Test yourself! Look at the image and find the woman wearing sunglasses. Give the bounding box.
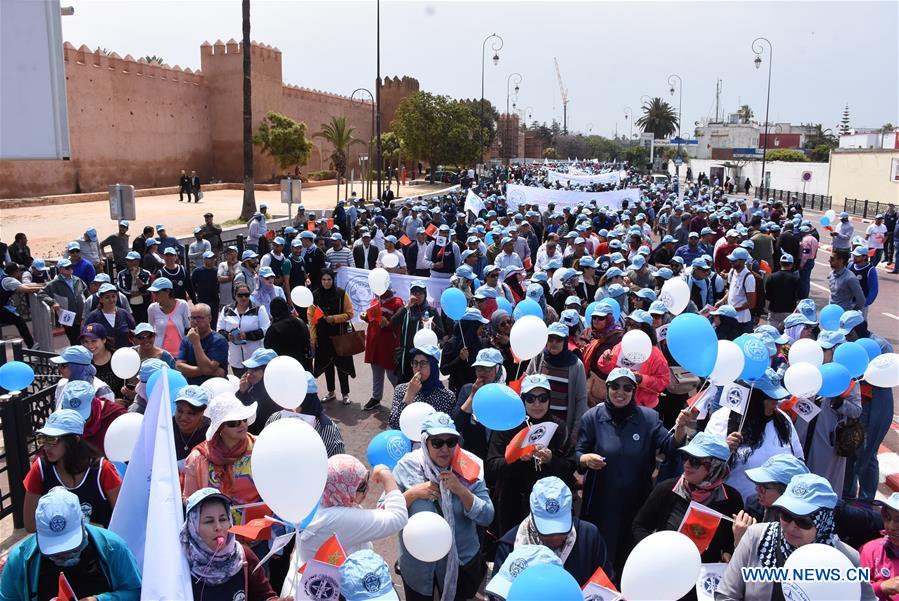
[132,322,176,367]
[717,473,875,601]
[633,432,743,567]
[22,409,121,532]
[486,374,576,538]
[577,367,692,576]
[280,455,407,597]
[389,346,457,431]
[183,394,260,507]
[394,412,494,601]
[217,281,270,378]
[597,310,669,410]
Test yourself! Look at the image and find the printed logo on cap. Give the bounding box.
[437,414,452,426]
[544,498,560,514]
[509,558,530,577]
[362,572,381,593]
[68,398,82,409]
[791,482,809,497]
[744,338,768,363]
[49,515,67,533]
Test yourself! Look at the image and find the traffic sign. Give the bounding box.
[108,184,136,220]
[674,156,684,165]
[801,171,812,182]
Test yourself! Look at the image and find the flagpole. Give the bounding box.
[292,523,302,597]
[736,382,755,433]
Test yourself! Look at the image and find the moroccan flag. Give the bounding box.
[508,373,524,392]
[504,422,559,464]
[229,517,275,541]
[687,385,719,420]
[523,256,533,271]
[307,220,316,231]
[759,260,771,274]
[399,234,413,246]
[367,304,382,322]
[313,534,348,567]
[310,306,325,326]
[326,218,334,229]
[584,565,618,592]
[779,395,799,419]
[58,573,77,601]
[452,447,483,482]
[824,225,833,233]
[678,501,723,554]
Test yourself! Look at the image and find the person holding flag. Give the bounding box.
[485,375,576,537]
[632,432,743,567]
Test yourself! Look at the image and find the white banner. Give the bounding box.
[335,266,446,320]
[546,170,627,187]
[465,188,486,216]
[505,184,640,212]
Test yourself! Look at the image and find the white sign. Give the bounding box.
[695,563,727,601]
[793,398,822,422]
[335,266,447,321]
[108,184,136,221]
[891,158,899,183]
[58,309,76,327]
[546,170,626,187]
[505,184,640,212]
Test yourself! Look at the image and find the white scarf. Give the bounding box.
[417,442,460,601]
[513,515,577,563]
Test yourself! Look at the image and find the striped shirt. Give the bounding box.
[542,362,571,426]
[326,246,353,269]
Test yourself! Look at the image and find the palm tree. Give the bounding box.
[636,97,679,139]
[142,55,164,64]
[315,117,364,201]
[737,104,754,123]
[239,0,256,221]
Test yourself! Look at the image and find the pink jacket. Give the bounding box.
[597,344,670,409]
[860,535,899,600]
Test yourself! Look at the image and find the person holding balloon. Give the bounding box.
[717,474,875,601]
[390,345,458,431]
[263,372,345,457]
[391,281,444,384]
[361,286,404,412]
[393,412,494,601]
[597,311,669,410]
[576,367,693,575]
[309,268,355,405]
[280,455,408,598]
[22,409,121,532]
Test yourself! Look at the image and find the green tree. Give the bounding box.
[391,92,481,182]
[239,0,256,221]
[143,55,164,64]
[765,148,808,162]
[253,112,313,177]
[737,104,753,123]
[624,145,649,168]
[882,123,895,133]
[809,144,833,162]
[315,116,364,200]
[636,97,679,139]
[543,147,558,159]
[457,98,499,155]
[839,104,851,135]
[585,136,625,161]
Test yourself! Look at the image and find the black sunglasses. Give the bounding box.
[779,510,815,530]
[224,419,248,428]
[429,437,459,450]
[523,393,550,404]
[684,456,711,469]
[608,382,635,393]
[236,293,251,298]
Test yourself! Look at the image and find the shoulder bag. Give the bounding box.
[330,293,366,357]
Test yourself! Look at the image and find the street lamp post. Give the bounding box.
[351,88,375,200]
[480,33,503,161]
[753,37,773,198]
[506,72,522,163]
[375,0,382,200]
[623,107,633,141]
[667,74,683,178]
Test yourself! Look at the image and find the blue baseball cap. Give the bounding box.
[340,550,399,601]
[875,493,899,513]
[409,280,428,291]
[125,251,141,261]
[544,258,563,270]
[634,288,657,302]
[564,295,581,307]
[630,256,646,270]
[473,286,497,300]
[93,273,111,284]
[560,309,581,328]
[59,381,95,421]
[460,308,489,323]
[36,487,86,555]
[606,283,627,298]
[241,250,258,261]
[420,411,459,438]
[604,266,624,279]
[784,312,816,329]
[66,241,81,252]
[455,265,476,281]
[138,358,168,383]
[258,266,276,279]
[98,283,117,295]
[745,453,809,486]
[726,247,751,262]
[305,372,318,394]
[710,305,737,319]
[547,322,569,338]
[520,374,550,394]
[145,238,158,247]
[472,348,504,368]
[147,277,173,292]
[670,256,685,265]
[680,431,731,462]
[460,249,477,262]
[609,252,625,264]
[773,473,838,516]
[133,323,155,337]
[817,330,845,350]
[655,267,673,280]
[627,309,653,326]
[530,477,572,535]
[175,385,211,408]
[384,235,398,245]
[31,258,46,270]
[331,233,344,242]
[185,487,232,517]
[838,310,864,335]
[648,300,668,316]
[486,544,563,600]
[661,235,675,244]
[163,247,178,256]
[85,228,97,240]
[299,231,315,240]
[50,345,93,365]
[37,409,85,437]
[242,348,278,369]
[692,257,711,270]
[291,238,303,248]
[413,345,441,363]
[578,256,598,269]
[754,368,790,400]
[202,250,216,259]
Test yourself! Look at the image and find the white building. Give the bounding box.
[839,129,899,150]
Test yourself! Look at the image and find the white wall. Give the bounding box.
[676,159,830,196]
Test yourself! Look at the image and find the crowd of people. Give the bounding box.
[0,160,894,600]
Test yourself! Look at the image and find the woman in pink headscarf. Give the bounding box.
[280,454,409,597]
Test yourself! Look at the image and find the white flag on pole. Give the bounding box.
[465,188,485,216]
[695,563,727,601]
[793,398,822,422]
[720,382,751,415]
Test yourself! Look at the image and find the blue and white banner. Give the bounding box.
[505,183,640,212]
[335,266,447,321]
[546,169,627,187]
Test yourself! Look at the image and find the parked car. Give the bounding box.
[431,170,460,184]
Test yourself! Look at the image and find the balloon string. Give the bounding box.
[291,523,301,597]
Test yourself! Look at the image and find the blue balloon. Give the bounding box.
[857,337,882,361]
[833,341,869,378]
[512,298,543,320]
[147,367,189,412]
[112,461,127,478]
[598,297,621,323]
[507,564,582,601]
[496,297,514,315]
[734,334,769,382]
[485,232,494,245]
[584,301,600,322]
[441,288,468,321]
[819,303,844,332]
[367,429,411,470]
[667,313,718,377]
[820,215,831,227]
[0,361,35,391]
[819,362,852,397]
[472,383,526,431]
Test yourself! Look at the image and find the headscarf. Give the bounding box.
[457,319,485,357]
[180,496,244,585]
[544,338,577,368]
[478,297,498,320]
[672,456,730,504]
[757,508,836,568]
[320,454,368,508]
[195,434,255,498]
[489,309,510,336]
[269,296,291,321]
[514,515,577,563]
[68,362,96,383]
[414,352,444,397]
[313,268,341,314]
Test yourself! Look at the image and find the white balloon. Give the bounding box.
[621,531,701,600]
[510,315,549,361]
[659,278,690,316]
[290,286,314,308]
[251,419,327,524]
[788,338,824,367]
[864,352,899,388]
[782,543,859,601]
[710,340,745,385]
[402,512,453,562]
[201,377,236,397]
[227,374,241,389]
[368,268,391,296]
[104,413,143,462]
[412,328,438,349]
[620,330,652,366]
[381,253,399,269]
[783,362,823,398]
[551,269,567,292]
[399,402,436,442]
[824,209,836,222]
[110,347,141,380]
[263,356,308,409]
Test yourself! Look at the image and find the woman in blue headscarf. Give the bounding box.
[390,345,457,430]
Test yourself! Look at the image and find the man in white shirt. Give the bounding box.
[535,237,563,273]
[720,247,756,332]
[493,237,523,270]
[866,214,888,267]
[188,228,212,270]
[217,246,239,307]
[377,236,407,274]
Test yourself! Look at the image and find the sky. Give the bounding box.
[61,0,897,138]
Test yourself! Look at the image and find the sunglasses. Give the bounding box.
[523,393,550,404]
[411,360,430,368]
[684,456,711,469]
[36,434,62,447]
[224,419,248,428]
[608,382,635,393]
[779,510,815,530]
[429,437,459,450]
[236,293,251,298]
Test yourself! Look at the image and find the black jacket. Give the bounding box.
[263,315,312,371]
[353,244,379,270]
[765,269,801,313]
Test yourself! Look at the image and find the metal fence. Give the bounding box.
[843,198,893,220]
[0,339,59,528]
[754,187,833,211]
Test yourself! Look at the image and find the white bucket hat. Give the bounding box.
[205,393,257,440]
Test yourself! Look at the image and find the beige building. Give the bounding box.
[828,149,899,209]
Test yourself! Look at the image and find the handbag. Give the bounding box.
[329,295,366,357]
[834,418,865,457]
[587,372,606,407]
[667,365,700,395]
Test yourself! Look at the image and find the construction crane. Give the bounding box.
[554,57,569,134]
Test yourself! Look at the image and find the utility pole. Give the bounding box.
[714,79,722,123]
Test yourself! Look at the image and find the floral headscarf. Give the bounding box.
[320,454,368,508]
[180,495,244,585]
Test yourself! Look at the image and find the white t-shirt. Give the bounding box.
[727,267,756,324]
[866,223,887,250]
[376,249,407,269]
